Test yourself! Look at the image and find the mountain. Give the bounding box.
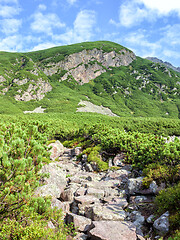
[0,41,180,118]
[146,57,180,73]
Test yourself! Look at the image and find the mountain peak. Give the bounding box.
[146,57,180,73]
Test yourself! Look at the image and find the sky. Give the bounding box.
[0,0,179,67]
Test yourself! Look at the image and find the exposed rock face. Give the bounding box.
[15,79,52,101]
[43,48,136,84]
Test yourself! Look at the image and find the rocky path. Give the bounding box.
[35,141,170,240]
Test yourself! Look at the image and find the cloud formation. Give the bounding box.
[137,0,180,16]
[57,10,96,44]
[31,11,65,36]
[0,5,21,17]
[0,18,22,35]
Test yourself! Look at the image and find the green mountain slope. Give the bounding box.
[0,41,179,118]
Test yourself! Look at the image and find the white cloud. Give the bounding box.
[67,0,77,5]
[56,10,96,44]
[119,1,150,27]
[31,42,57,52]
[74,10,96,41]
[0,35,23,51]
[0,18,22,35]
[161,24,180,46]
[38,4,47,11]
[137,0,180,16]
[123,31,161,57]
[0,5,21,17]
[0,0,18,3]
[31,12,65,35]
[111,0,180,28]
[163,49,180,59]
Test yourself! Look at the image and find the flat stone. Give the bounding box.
[86,188,105,199]
[85,203,126,221]
[74,195,99,205]
[89,221,137,240]
[66,213,92,232]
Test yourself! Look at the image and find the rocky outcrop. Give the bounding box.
[15,79,52,101]
[43,48,136,84]
[37,144,171,239]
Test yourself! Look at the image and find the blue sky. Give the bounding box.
[0,0,179,66]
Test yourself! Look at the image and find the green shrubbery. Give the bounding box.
[0,120,75,239]
[155,183,180,231]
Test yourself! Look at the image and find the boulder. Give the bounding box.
[129,211,145,236]
[128,177,144,195]
[86,188,105,199]
[88,221,137,240]
[35,162,67,198]
[84,203,126,221]
[51,198,70,213]
[153,211,169,235]
[60,187,74,202]
[48,140,64,160]
[66,213,92,232]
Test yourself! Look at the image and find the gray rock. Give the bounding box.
[81,154,88,163]
[84,163,93,172]
[60,187,74,202]
[74,195,99,205]
[51,198,70,213]
[128,177,144,195]
[146,214,155,224]
[149,181,158,194]
[71,147,82,156]
[48,140,65,160]
[66,213,92,232]
[74,233,88,240]
[35,162,67,198]
[88,221,137,240]
[113,153,126,167]
[75,187,87,197]
[85,203,126,221]
[130,211,145,236]
[153,211,169,235]
[86,188,105,199]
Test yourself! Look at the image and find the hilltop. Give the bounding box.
[0,41,179,118]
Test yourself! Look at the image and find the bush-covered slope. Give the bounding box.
[0,41,179,118]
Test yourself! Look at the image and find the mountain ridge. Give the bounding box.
[146,57,180,73]
[0,41,179,118]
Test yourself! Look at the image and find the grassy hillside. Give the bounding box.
[0,41,179,118]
